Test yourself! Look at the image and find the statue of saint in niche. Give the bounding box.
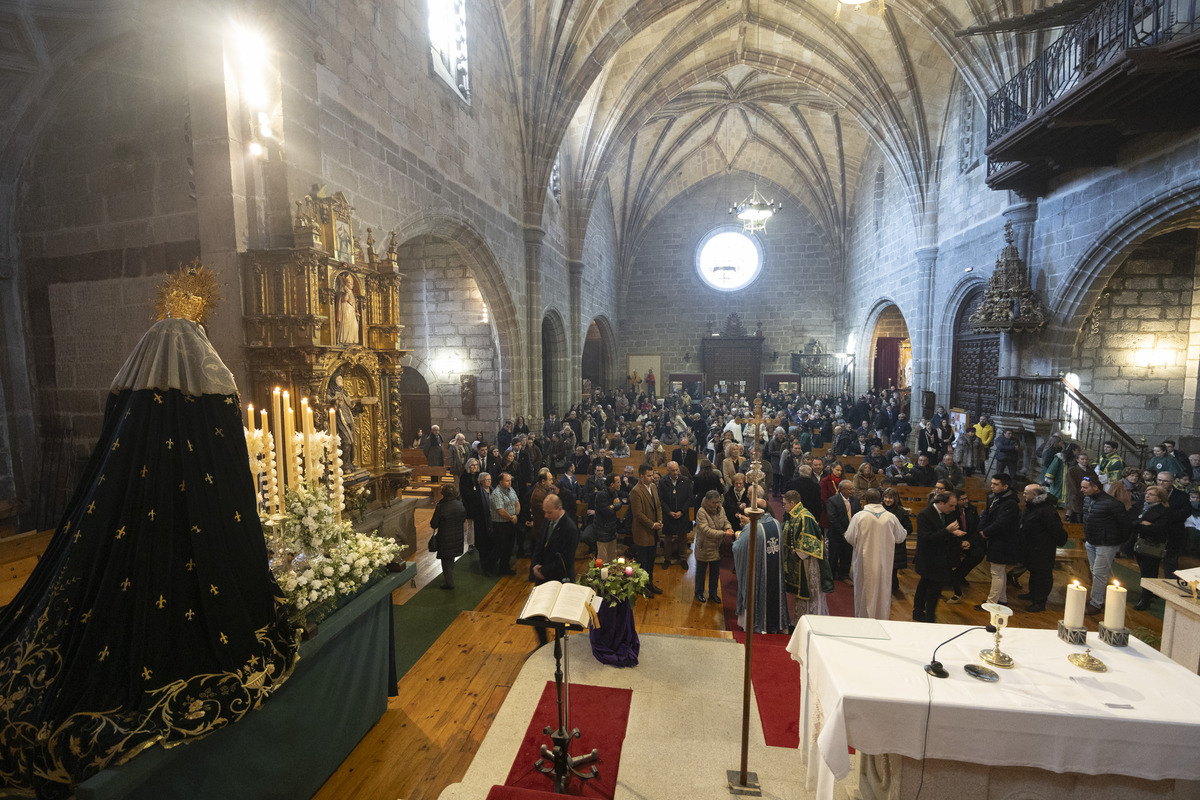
[329,374,364,470]
[335,273,360,346]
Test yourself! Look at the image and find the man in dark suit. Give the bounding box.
[825,479,861,583]
[422,425,445,466]
[659,460,694,568]
[530,494,581,645]
[590,449,614,476]
[671,437,699,476]
[559,462,582,501]
[784,463,823,521]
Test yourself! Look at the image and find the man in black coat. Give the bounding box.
[914,491,967,622]
[975,473,1021,611]
[530,494,581,645]
[671,437,699,476]
[785,464,823,521]
[1018,484,1068,613]
[825,479,861,583]
[659,460,694,568]
[422,424,445,466]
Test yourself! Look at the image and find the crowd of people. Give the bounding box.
[419,383,1199,631]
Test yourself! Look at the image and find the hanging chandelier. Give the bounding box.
[728,2,781,233]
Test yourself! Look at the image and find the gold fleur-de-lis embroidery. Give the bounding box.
[120,578,131,591]
[97,475,105,486]
[115,526,126,540]
[81,609,92,624]
[140,465,148,478]
[165,438,174,449]
[219,632,229,644]
[98,646,110,662]
[87,502,96,515]
[147,509,156,521]
[179,480,186,492]
[63,521,70,533]
[191,525,201,534]
[111,439,120,451]
[154,393,163,404]
[205,473,214,484]
[234,511,241,522]
[188,440,194,451]
[185,559,195,571]
[214,427,224,437]
[210,584,219,596]
[73,531,82,543]
[142,666,153,680]
[155,595,167,609]
[224,397,234,405]
[185,608,195,620]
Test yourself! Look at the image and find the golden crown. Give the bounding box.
[155,260,220,324]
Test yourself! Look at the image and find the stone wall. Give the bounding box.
[1071,231,1197,438]
[619,174,837,382]
[396,235,501,438]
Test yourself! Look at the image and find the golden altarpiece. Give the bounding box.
[240,192,410,496]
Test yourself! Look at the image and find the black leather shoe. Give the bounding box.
[1017,592,1035,601]
[1134,596,1153,611]
[1026,602,1046,613]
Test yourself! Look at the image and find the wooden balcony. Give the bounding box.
[985,0,1200,196]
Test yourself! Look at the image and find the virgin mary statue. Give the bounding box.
[0,267,297,798]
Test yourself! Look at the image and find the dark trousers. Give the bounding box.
[1163,529,1185,577]
[635,543,657,586]
[1136,552,1163,581]
[474,517,493,572]
[662,529,686,563]
[1027,565,1053,603]
[491,521,516,574]
[695,559,720,599]
[913,578,943,621]
[440,555,456,588]
[950,539,986,594]
[827,528,852,578]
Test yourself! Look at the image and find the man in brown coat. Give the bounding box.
[630,463,664,594]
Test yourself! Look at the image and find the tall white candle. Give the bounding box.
[283,392,296,490]
[272,388,285,492]
[301,398,312,485]
[1105,581,1127,629]
[246,402,255,432]
[1064,580,1086,628]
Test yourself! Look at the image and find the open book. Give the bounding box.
[519,581,596,628]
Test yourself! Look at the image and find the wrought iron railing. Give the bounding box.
[997,376,1147,467]
[790,353,854,398]
[987,0,1200,145]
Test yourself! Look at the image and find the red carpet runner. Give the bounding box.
[719,552,856,749]
[503,681,633,798]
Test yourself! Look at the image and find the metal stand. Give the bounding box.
[1098,622,1129,647]
[517,619,598,793]
[1057,619,1088,646]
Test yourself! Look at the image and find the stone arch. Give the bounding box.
[1050,176,1200,368]
[396,356,432,449]
[860,301,911,393]
[946,284,1000,420]
[390,210,523,419]
[582,315,616,393]
[541,307,569,418]
[931,274,990,401]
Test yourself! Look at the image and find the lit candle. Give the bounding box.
[600,567,609,581]
[1064,580,1086,628]
[625,566,633,576]
[246,402,255,432]
[262,408,277,514]
[617,557,625,565]
[272,388,284,489]
[594,558,603,568]
[283,392,296,489]
[1105,581,1127,630]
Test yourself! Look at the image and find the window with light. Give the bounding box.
[695,228,763,291]
[428,0,470,102]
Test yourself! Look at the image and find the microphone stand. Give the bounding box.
[924,625,996,678]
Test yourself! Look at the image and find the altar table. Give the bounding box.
[1141,577,1200,674]
[787,617,1200,800]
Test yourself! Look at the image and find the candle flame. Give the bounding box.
[1113,580,1120,588]
[1072,580,1081,588]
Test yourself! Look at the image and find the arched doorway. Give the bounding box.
[542,312,568,418]
[398,368,431,449]
[870,305,911,392]
[581,318,613,395]
[950,289,1000,420]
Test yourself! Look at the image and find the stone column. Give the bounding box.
[569,259,584,408]
[911,246,938,418]
[1001,200,1040,378]
[185,21,257,394]
[1181,237,1200,435]
[0,250,37,521]
[524,226,545,421]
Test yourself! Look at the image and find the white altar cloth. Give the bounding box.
[787,617,1200,800]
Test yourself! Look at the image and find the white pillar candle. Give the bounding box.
[283,392,296,489]
[600,567,609,581]
[272,388,285,491]
[1064,580,1086,628]
[1104,581,1127,629]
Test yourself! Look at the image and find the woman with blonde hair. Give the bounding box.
[852,460,882,499]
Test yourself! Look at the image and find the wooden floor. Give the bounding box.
[0,498,1176,800]
[313,497,1172,800]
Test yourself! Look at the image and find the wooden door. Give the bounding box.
[951,290,1000,419]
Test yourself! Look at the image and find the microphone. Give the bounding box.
[924,625,997,678]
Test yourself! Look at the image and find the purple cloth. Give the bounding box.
[589,599,640,667]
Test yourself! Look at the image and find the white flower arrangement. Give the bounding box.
[244,428,267,475]
[272,483,402,614]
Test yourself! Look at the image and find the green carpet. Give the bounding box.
[392,553,503,677]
